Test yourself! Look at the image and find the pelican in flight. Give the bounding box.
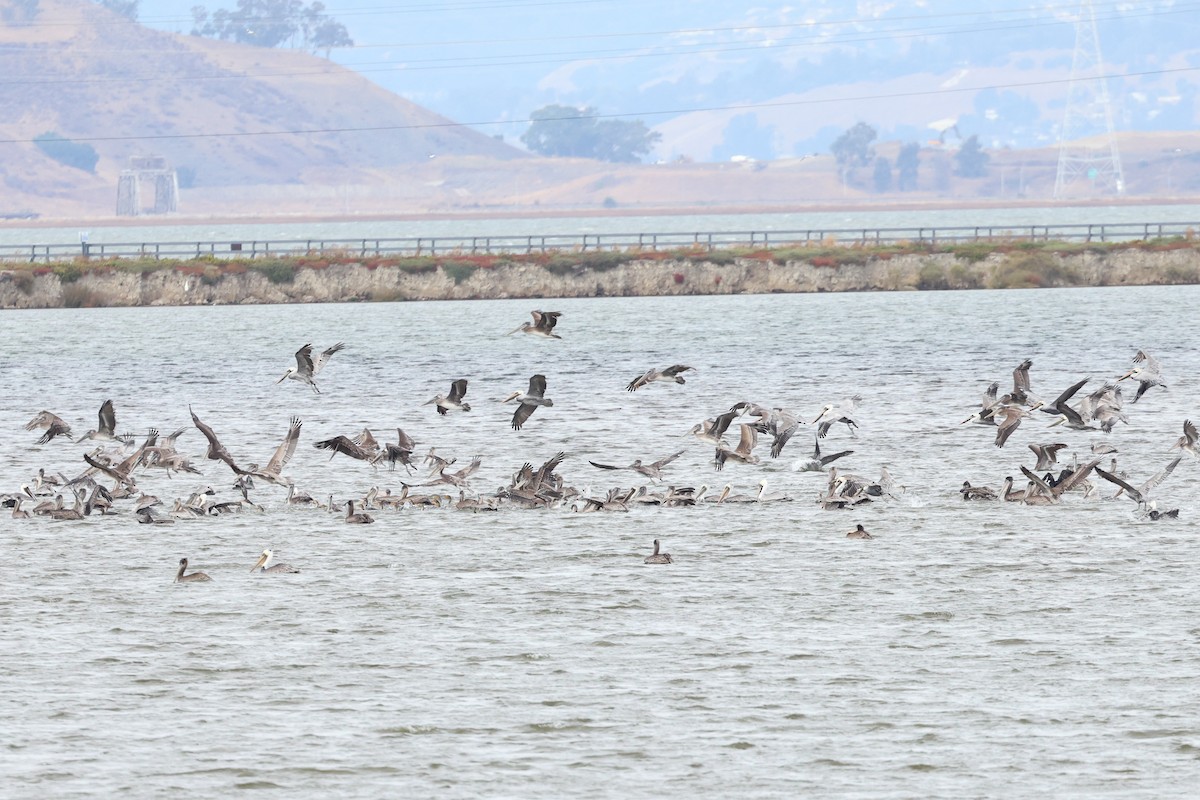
[846,524,874,539]
[714,424,759,470]
[175,557,212,583]
[277,342,345,394]
[1029,442,1068,471]
[589,450,683,481]
[425,379,471,415]
[251,549,300,574]
[1119,349,1166,403]
[1169,420,1199,457]
[503,374,552,430]
[508,310,563,338]
[244,416,302,485]
[811,396,861,438]
[26,411,73,444]
[76,399,127,443]
[1094,457,1181,509]
[626,365,695,392]
[643,539,673,564]
[688,405,746,445]
[190,406,245,476]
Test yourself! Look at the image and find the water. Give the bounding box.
[2,203,1200,246]
[3,287,1200,797]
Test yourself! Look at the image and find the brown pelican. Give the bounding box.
[993,403,1043,448]
[375,427,418,472]
[251,549,300,574]
[688,406,746,445]
[1038,377,1090,424]
[960,481,997,501]
[508,310,563,338]
[243,416,302,485]
[344,499,375,524]
[76,399,128,443]
[137,507,175,524]
[793,435,853,472]
[1018,456,1104,503]
[714,424,759,470]
[1118,350,1166,403]
[1010,358,1035,405]
[313,433,376,463]
[503,374,552,430]
[285,483,322,507]
[189,406,245,475]
[643,538,673,564]
[26,410,71,433]
[1029,442,1068,471]
[1142,502,1180,520]
[424,379,471,415]
[1170,420,1199,457]
[589,450,683,481]
[423,456,482,489]
[277,342,345,394]
[1094,457,1181,509]
[1000,476,1026,502]
[175,557,212,583]
[626,365,695,391]
[846,524,874,539]
[811,396,861,438]
[11,498,30,519]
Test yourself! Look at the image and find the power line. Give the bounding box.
[4,65,1196,146]
[2,3,1193,86]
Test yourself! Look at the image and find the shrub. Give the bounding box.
[12,272,34,295]
[250,259,296,284]
[62,284,105,308]
[53,263,86,283]
[989,251,1078,289]
[441,261,478,285]
[34,132,99,173]
[916,263,948,290]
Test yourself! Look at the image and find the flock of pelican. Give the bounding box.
[958,350,1191,515]
[5,306,1191,581]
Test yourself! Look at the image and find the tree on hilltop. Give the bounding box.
[521,105,662,163]
[896,143,921,191]
[190,1,353,55]
[955,135,991,178]
[97,1,138,20]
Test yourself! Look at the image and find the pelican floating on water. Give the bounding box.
[644,538,673,564]
[175,557,212,583]
[344,499,375,524]
[251,549,300,574]
[846,524,874,539]
[277,342,345,394]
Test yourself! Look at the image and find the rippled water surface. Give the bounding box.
[3,287,1200,798]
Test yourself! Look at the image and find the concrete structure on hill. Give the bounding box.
[116,156,179,216]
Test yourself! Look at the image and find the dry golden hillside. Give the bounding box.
[0,1,1198,221]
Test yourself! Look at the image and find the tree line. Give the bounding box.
[832,122,991,193]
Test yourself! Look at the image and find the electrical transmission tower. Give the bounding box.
[1054,0,1124,198]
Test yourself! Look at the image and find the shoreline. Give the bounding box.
[3,197,1200,231]
[1,243,1196,309]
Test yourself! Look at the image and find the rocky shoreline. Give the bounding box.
[0,246,1197,309]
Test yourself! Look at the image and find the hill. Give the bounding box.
[0,0,520,217]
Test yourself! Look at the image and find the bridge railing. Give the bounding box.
[1,221,1195,263]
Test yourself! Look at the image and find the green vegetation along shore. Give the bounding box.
[1,239,1197,309]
